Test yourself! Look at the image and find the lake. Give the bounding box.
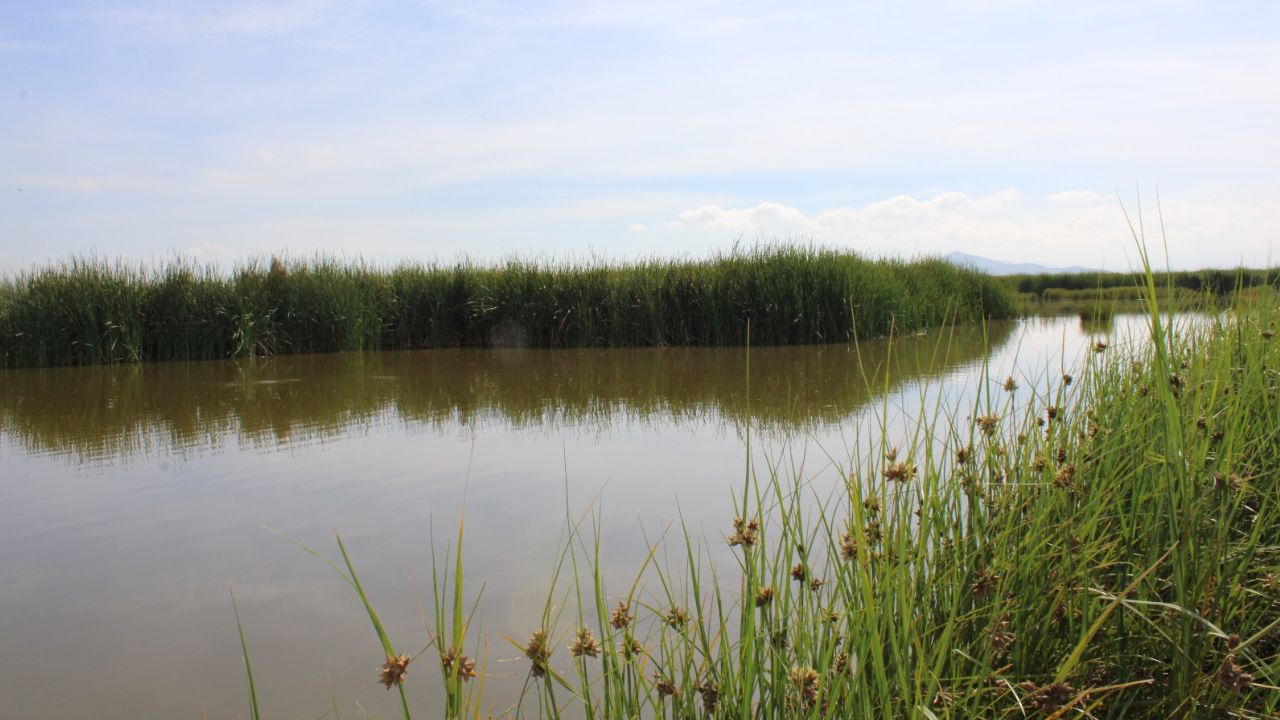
[0,314,1141,718]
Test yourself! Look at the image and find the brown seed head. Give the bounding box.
[653,672,679,699]
[609,601,635,630]
[883,460,916,482]
[524,629,551,677]
[620,636,644,660]
[955,445,971,464]
[976,414,999,436]
[697,679,719,715]
[788,666,821,709]
[569,626,601,658]
[755,586,774,607]
[971,568,999,596]
[1217,655,1254,693]
[840,531,858,561]
[1029,682,1074,712]
[1054,463,1076,489]
[864,518,883,545]
[863,494,881,516]
[728,516,760,548]
[440,646,477,682]
[989,617,1015,654]
[663,606,689,629]
[1003,375,1018,392]
[378,654,412,689]
[791,563,807,583]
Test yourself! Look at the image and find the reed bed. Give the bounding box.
[0,248,1014,367]
[1007,267,1280,299]
[261,288,1279,719]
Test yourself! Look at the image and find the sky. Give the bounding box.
[1,0,1277,272]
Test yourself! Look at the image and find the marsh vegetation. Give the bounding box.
[0,247,1014,368]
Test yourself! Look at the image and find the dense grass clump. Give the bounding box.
[1007,267,1280,299]
[272,293,1280,719]
[0,248,1015,367]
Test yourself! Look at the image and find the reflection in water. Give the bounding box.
[1079,313,1116,334]
[0,322,1015,462]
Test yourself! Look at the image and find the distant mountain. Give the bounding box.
[944,251,1098,276]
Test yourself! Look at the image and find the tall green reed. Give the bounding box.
[0,246,1016,367]
[492,293,1278,717]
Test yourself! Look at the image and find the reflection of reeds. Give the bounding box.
[236,288,1280,718]
[1078,305,1115,332]
[0,246,1016,367]
[0,322,1017,461]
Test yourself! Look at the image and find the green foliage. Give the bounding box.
[1007,267,1280,299]
[490,299,1280,719]
[0,247,1016,367]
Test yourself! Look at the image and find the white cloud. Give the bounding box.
[664,191,1280,270]
[669,202,816,234]
[1046,190,1108,206]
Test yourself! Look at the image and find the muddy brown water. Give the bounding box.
[0,315,1148,718]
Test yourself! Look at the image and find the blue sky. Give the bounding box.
[2,0,1277,271]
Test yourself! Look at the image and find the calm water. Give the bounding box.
[0,315,1139,718]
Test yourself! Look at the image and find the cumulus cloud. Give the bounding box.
[669,202,816,234]
[666,191,1280,270]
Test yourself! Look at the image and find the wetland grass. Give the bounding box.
[248,289,1279,719]
[0,247,1014,367]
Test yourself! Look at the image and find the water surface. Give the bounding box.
[0,315,1137,718]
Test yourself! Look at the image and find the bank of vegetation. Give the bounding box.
[0,248,1015,368]
[1009,267,1279,316]
[246,281,1279,719]
[1008,267,1280,298]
